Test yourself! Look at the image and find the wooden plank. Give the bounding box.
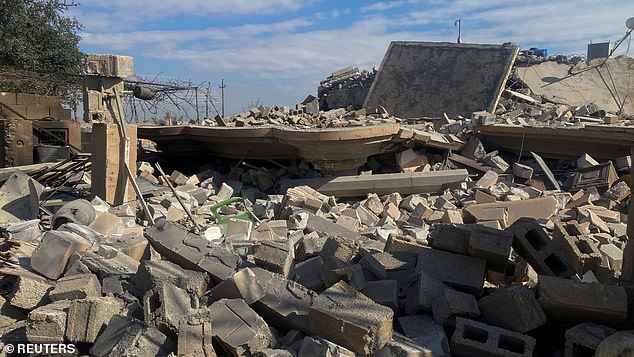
[279,169,469,198]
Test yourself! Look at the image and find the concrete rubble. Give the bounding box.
[0,46,633,356]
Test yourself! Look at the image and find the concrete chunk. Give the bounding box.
[209,268,265,305]
[90,315,175,357]
[432,287,480,327]
[178,312,216,357]
[131,259,209,297]
[27,300,70,343]
[468,225,513,272]
[564,322,617,357]
[478,286,546,333]
[66,296,124,343]
[309,281,393,355]
[209,298,273,356]
[144,284,196,335]
[49,273,101,301]
[30,230,93,280]
[416,247,486,297]
[254,240,294,277]
[9,275,52,310]
[537,275,628,324]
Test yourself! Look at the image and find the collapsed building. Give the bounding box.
[0,39,632,357]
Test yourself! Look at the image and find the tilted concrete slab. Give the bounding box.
[364,41,519,118]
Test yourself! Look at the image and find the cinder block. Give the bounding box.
[27,300,71,343]
[405,272,447,314]
[209,267,265,305]
[251,267,317,333]
[431,287,480,327]
[144,284,196,335]
[86,54,134,77]
[359,251,417,280]
[90,315,175,357]
[309,281,393,355]
[564,322,617,357]
[450,317,536,357]
[209,298,273,356]
[468,224,513,272]
[49,273,101,301]
[30,230,93,280]
[415,247,486,297]
[66,296,124,343]
[507,217,575,278]
[293,256,325,291]
[319,235,359,264]
[538,275,628,324]
[177,312,216,357]
[478,286,546,333]
[429,224,471,255]
[361,280,398,312]
[9,275,52,310]
[384,234,426,253]
[254,240,294,277]
[130,259,209,297]
[552,221,602,275]
[397,314,450,356]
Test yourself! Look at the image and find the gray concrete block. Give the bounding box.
[451,317,536,357]
[429,223,471,255]
[254,240,294,277]
[49,273,101,301]
[66,296,124,343]
[537,275,628,324]
[26,300,70,343]
[209,298,273,356]
[9,275,52,310]
[90,315,175,357]
[564,322,617,357]
[397,314,450,357]
[478,286,546,333]
[309,281,393,355]
[30,230,93,280]
[405,272,447,314]
[415,247,486,297]
[144,284,196,335]
[431,287,480,327]
[293,256,325,291]
[177,311,216,357]
[131,259,209,297]
[209,267,265,305]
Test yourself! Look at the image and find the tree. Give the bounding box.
[0,0,83,100]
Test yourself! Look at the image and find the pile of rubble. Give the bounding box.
[0,138,631,356]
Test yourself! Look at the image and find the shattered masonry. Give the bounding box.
[0,42,632,357]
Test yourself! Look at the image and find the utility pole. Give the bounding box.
[205,82,210,119]
[455,19,462,44]
[219,79,226,118]
[194,87,200,123]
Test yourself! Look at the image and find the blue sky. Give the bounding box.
[71,0,634,118]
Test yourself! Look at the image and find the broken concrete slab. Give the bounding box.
[464,196,558,227]
[177,311,216,357]
[0,170,43,225]
[131,259,209,297]
[280,169,469,197]
[9,275,52,310]
[144,283,196,335]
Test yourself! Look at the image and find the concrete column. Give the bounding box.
[91,123,137,206]
[622,146,634,281]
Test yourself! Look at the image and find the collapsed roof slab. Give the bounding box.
[137,124,401,175]
[475,124,634,160]
[364,41,519,118]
